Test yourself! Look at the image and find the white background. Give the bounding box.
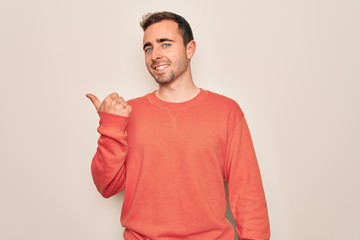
[1,0,359,239]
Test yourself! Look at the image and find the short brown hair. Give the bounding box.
[140,11,194,46]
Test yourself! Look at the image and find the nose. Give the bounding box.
[151,47,162,61]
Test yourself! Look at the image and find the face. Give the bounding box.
[143,20,195,85]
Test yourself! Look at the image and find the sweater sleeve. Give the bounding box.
[225,115,270,240]
[91,112,129,198]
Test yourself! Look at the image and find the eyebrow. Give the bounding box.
[143,38,175,50]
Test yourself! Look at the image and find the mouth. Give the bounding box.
[153,64,170,71]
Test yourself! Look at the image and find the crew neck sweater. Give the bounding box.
[91,89,270,240]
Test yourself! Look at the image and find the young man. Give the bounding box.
[86,11,270,240]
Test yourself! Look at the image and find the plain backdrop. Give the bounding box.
[1,0,359,239]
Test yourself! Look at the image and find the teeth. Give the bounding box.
[155,65,169,70]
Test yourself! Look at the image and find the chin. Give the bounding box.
[154,73,175,85]
[155,78,173,85]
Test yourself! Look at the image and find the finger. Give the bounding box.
[111,99,123,107]
[120,101,128,108]
[86,93,101,111]
[108,92,120,99]
[105,93,122,105]
[125,105,132,113]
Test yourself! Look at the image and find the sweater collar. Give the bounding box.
[147,88,208,110]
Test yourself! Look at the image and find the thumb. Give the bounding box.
[86,93,101,111]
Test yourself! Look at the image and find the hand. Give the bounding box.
[86,92,132,117]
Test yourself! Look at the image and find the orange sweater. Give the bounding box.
[91,89,270,240]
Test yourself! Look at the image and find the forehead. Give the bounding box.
[143,20,181,43]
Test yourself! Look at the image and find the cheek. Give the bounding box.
[174,51,188,65]
[144,57,152,68]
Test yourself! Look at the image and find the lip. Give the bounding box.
[152,63,170,73]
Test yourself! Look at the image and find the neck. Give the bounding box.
[156,75,200,103]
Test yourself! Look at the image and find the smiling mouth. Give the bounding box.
[154,64,170,71]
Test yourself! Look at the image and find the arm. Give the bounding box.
[86,93,132,198]
[225,116,270,240]
[91,112,128,198]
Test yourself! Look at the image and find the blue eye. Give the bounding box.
[163,43,171,48]
[144,47,152,53]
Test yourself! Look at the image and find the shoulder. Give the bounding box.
[127,92,154,106]
[204,90,244,116]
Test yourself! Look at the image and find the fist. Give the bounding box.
[86,92,132,117]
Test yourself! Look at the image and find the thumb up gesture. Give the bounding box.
[86,92,132,117]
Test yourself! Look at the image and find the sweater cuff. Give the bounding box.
[98,111,129,130]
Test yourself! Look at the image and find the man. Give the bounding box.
[86,11,270,240]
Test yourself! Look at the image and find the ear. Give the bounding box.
[186,40,196,59]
